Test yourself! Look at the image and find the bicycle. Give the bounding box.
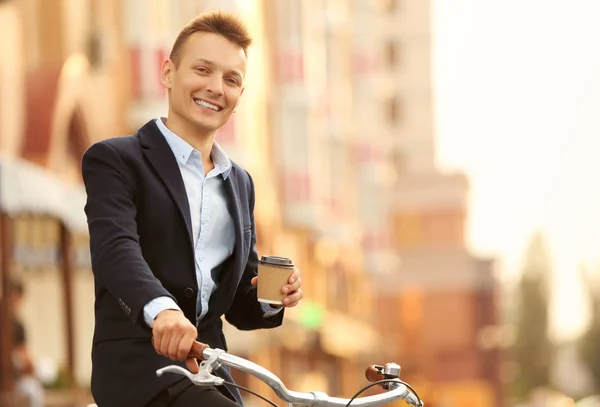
[154,347,424,407]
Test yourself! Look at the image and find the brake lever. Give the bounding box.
[156,349,226,386]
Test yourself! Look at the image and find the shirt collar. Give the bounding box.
[155,118,232,179]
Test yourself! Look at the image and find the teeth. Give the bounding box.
[194,99,220,111]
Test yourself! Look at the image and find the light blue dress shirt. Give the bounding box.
[143,118,280,327]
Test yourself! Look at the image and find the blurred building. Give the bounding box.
[552,340,594,400]
[122,0,382,401]
[1,0,504,406]
[10,0,129,178]
[0,0,128,398]
[370,1,504,406]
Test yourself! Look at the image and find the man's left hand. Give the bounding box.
[251,268,303,307]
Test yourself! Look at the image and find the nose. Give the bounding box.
[205,73,224,97]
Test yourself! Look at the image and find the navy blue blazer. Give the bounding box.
[82,120,283,407]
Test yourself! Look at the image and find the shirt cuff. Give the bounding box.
[261,302,284,318]
[143,296,181,328]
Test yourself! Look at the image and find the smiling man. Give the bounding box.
[81,12,303,407]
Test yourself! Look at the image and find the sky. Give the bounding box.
[431,0,600,341]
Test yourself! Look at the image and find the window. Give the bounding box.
[276,0,304,83]
[391,148,407,174]
[330,265,349,313]
[387,95,402,126]
[394,213,422,248]
[383,0,398,13]
[68,109,89,166]
[385,40,400,70]
[87,32,103,68]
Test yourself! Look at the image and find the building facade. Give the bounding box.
[372,1,504,406]
[1,0,503,406]
[0,0,127,396]
[0,0,382,403]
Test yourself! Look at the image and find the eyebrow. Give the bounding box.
[194,58,243,79]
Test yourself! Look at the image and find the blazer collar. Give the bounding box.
[154,118,233,180]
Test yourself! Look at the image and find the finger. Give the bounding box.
[167,331,183,360]
[185,357,199,374]
[283,289,303,307]
[158,329,172,356]
[177,333,195,361]
[282,278,301,294]
[288,269,300,284]
[251,276,258,287]
[152,331,163,354]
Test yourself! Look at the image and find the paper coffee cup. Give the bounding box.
[257,255,294,305]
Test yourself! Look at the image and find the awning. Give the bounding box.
[0,155,87,233]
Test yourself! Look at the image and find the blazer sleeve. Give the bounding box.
[224,171,284,330]
[82,141,175,325]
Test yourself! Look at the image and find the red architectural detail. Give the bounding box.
[353,51,376,76]
[284,170,311,201]
[22,67,61,162]
[354,143,381,163]
[129,46,142,99]
[279,50,304,83]
[218,117,236,144]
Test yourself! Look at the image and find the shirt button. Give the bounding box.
[184,287,195,298]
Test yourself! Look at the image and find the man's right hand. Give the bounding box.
[152,309,209,373]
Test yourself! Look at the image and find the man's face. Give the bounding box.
[162,32,247,134]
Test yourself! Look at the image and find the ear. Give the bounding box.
[160,58,174,90]
[233,87,245,113]
[236,87,245,111]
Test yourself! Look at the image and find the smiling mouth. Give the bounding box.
[193,98,223,112]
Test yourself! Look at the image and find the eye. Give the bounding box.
[225,78,240,86]
[195,67,209,74]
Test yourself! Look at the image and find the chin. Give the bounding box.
[192,119,221,133]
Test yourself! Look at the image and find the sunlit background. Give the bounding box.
[433,0,600,342]
[0,0,599,406]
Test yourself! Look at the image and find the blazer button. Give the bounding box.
[184,287,195,298]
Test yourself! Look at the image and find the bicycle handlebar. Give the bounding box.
[156,348,424,407]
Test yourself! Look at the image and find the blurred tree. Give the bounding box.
[509,232,554,400]
[578,266,600,393]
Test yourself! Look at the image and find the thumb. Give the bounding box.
[251,276,258,287]
[185,341,208,374]
[185,357,199,374]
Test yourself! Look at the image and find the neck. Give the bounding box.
[163,116,215,164]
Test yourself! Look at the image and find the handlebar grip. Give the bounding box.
[365,365,385,383]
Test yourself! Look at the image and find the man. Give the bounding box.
[0,280,44,407]
[82,12,303,407]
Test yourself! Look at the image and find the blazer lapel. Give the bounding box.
[138,120,194,248]
[224,169,244,266]
[207,168,245,317]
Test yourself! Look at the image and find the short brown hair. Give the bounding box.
[169,12,252,67]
